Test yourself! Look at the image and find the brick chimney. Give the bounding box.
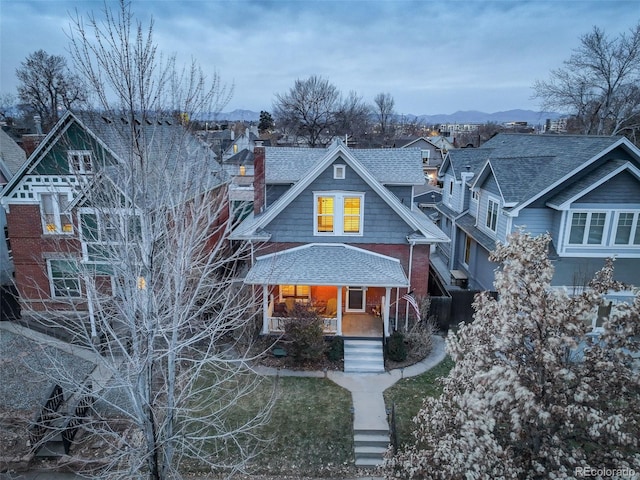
[253,142,265,214]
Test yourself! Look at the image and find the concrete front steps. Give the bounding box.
[344,338,384,373]
[354,428,390,467]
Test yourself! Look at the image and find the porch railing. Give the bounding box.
[268,316,338,334]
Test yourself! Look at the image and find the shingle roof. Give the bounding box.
[454,133,631,209]
[0,129,27,179]
[265,146,425,185]
[244,244,409,287]
[446,148,492,181]
[224,149,253,165]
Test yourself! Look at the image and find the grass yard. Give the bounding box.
[191,371,354,476]
[383,356,454,447]
[254,377,354,476]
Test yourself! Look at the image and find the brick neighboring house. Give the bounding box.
[231,140,449,338]
[1,129,28,286]
[1,111,227,315]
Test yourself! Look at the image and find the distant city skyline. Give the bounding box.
[1,1,638,116]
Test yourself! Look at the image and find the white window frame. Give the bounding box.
[39,191,74,235]
[313,192,364,236]
[613,211,640,246]
[333,164,346,180]
[67,150,93,174]
[485,197,499,233]
[345,286,366,312]
[47,258,82,298]
[566,211,609,246]
[78,208,142,263]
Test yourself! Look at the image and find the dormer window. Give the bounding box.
[68,150,93,174]
[486,198,499,232]
[334,165,346,179]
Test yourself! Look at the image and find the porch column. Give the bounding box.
[384,287,391,337]
[336,286,343,336]
[261,284,269,334]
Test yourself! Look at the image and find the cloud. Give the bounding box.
[1,0,637,115]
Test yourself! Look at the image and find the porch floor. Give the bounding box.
[342,313,383,338]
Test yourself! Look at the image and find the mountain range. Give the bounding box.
[214,109,563,125]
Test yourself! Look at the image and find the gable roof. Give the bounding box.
[464,133,640,214]
[264,145,425,185]
[231,140,449,243]
[2,110,227,205]
[546,160,640,210]
[439,148,491,182]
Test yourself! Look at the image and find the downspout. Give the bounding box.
[405,240,415,330]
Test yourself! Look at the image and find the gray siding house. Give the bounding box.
[433,133,640,301]
[231,140,449,338]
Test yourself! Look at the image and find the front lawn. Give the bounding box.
[383,357,454,447]
[255,377,354,476]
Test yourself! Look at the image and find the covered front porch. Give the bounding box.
[244,244,410,338]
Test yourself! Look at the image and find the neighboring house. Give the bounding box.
[221,126,259,161]
[0,129,27,285]
[395,136,445,185]
[433,133,640,309]
[231,140,449,338]
[1,111,227,314]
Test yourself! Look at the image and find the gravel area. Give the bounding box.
[0,329,95,412]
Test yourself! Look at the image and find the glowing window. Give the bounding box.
[316,196,334,233]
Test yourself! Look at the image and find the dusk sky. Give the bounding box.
[1,1,638,116]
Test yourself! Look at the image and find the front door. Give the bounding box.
[346,286,366,312]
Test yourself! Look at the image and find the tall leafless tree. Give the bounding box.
[373,92,395,143]
[273,75,341,147]
[20,2,271,479]
[533,23,640,140]
[16,50,88,131]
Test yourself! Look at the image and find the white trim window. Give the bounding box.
[79,209,141,263]
[486,198,499,232]
[68,150,93,174]
[314,192,364,236]
[333,164,346,180]
[41,192,73,234]
[614,212,640,245]
[568,211,608,245]
[47,259,81,298]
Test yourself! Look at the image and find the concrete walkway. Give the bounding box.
[253,336,447,468]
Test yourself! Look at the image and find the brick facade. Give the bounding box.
[6,203,83,312]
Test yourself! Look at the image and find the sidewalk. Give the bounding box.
[255,336,447,461]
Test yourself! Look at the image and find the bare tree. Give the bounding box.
[0,92,17,122]
[533,23,640,139]
[16,50,88,132]
[17,2,271,479]
[273,75,342,147]
[373,92,395,143]
[336,90,370,145]
[383,231,640,478]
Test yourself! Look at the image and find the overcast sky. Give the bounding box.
[1,0,638,116]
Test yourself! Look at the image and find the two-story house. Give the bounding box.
[395,136,445,185]
[231,140,449,343]
[0,129,27,287]
[433,133,640,302]
[1,111,227,316]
